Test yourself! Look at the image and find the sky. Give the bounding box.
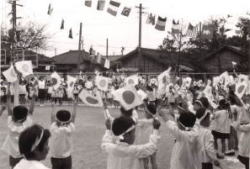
[1,0,250,57]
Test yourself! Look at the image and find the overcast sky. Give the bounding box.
[1,0,250,57]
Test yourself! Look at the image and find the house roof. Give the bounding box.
[113,47,196,71]
[201,45,245,62]
[53,50,92,64]
[23,50,54,64]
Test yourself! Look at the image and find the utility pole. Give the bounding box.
[136,3,144,72]
[9,0,22,106]
[78,22,82,72]
[106,38,109,59]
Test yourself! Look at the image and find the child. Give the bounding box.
[101,116,161,169]
[1,84,35,169]
[211,99,231,158]
[14,124,51,169]
[49,101,77,169]
[136,102,158,169]
[159,108,199,169]
[196,108,219,169]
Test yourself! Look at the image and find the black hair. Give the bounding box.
[56,110,71,122]
[13,105,28,122]
[178,112,196,128]
[199,97,209,109]
[195,108,207,119]
[146,102,157,115]
[218,99,230,110]
[112,116,135,136]
[120,107,133,117]
[19,124,51,160]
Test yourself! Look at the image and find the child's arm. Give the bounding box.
[71,99,77,123]
[51,102,56,123]
[237,124,250,132]
[28,93,36,115]
[7,83,12,116]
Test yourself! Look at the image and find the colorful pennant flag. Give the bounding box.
[97,0,105,10]
[155,16,167,31]
[50,72,62,89]
[95,76,111,91]
[146,13,156,25]
[85,0,92,7]
[172,19,181,34]
[201,23,214,40]
[78,89,103,107]
[69,28,73,39]
[2,64,18,83]
[104,59,110,69]
[125,74,139,86]
[186,23,198,38]
[15,60,33,77]
[60,19,64,30]
[111,86,143,110]
[107,0,121,16]
[47,4,53,15]
[121,7,131,17]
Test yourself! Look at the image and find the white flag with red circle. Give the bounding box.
[125,74,139,86]
[111,86,143,110]
[3,64,18,83]
[78,89,103,107]
[95,76,111,92]
[50,72,62,89]
[235,79,248,98]
[15,60,33,77]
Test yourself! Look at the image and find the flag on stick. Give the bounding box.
[107,1,121,16]
[172,19,181,34]
[50,72,62,90]
[121,7,131,16]
[146,13,156,25]
[95,76,111,91]
[3,64,18,83]
[186,23,198,38]
[15,60,33,77]
[125,74,139,86]
[155,16,167,31]
[104,59,110,69]
[79,89,103,107]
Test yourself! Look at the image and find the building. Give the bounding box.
[199,46,248,73]
[0,48,54,72]
[110,47,195,73]
[53,50,109,73]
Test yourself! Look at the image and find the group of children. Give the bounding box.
[1,72,250,169]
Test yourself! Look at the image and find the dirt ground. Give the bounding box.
[0,106,173,169]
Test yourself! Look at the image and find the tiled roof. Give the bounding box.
[53,50,91,65]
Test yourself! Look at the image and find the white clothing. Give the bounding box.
[85,81,93,89]
[1,116,33,158]
[38,80,45,89]
[211,110,231,134]
[101,129,160,169]
[166,121,199,169]
[49,122,75,158]
[13,159,50,169]
[135,119,153,145]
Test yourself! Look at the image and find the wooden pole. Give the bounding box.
[78,22,82,72]
[106,38,109,59]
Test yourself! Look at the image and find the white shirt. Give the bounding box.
[166,121,199,169]
[101,129,160,169]
[38,80,45,89]
[211,110,231,134]
[1,116,33,158]
[49,122,75,158]
[13,159,50,169]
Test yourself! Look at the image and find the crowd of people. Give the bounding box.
[0,70,250,169]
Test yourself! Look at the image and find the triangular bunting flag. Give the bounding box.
[2,64,18,83]
[155,16,167,31]
[97,0,105,10]
[15,60,33,77]
[107,0,120,16]
[121,7,131,17]
[146,13,155,25]
[50,72,62,89]
[95,76,111,92]
[69,28,73,39]
[125,74,139,86]
[60,19,64,30]
[85,0,92,7]
[47,4,53,15]
[104,59,110,69]
[79,89,103,107]
[111,86,143,110]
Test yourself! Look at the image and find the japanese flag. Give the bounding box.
[235,79,248,98]
[203,80,217,108]
[50,72,62,89]
[158,67,171,90]
[125,74,139,86]
[78,89,103,107]
[15,60,33,77]
[3,65,18,83]
[67,75,76,93]
[182,77,192,89]
[111,86,143,110]
[95,76,111,92]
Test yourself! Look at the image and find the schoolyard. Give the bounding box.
[0,105,174,169]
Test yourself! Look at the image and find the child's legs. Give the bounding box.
[142,157,149,169]
[202,162,213,169]
[9,156,22,169]
[150,152,158,169]
[51,156,72,169]
[237,155,249,169]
